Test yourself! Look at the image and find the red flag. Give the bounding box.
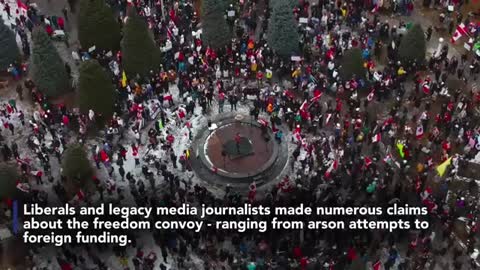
[100,150,109,163]
[364,157,372,168]
[17,0,28,11]
[310,92,322,103]
[324,160,338,178]
[299,100,308,112]
[76,189,85,201]
[382,117,394,129]
[373,260,382,270]
[451,23,468,43]
[371,133,381,143]
[422,81,430,94]
[257,118,268,126]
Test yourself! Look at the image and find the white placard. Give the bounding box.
[72,51,80,61]
[464,43,472,51]
[448,5,454,11]
[299,17,308,24]
[291,56,301,61]
[192,29,203,38]
[106,51,113,57]
[228,10,235,17]
[88,46,96,52]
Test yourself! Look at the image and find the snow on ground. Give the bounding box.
[0,76,303,269]
[0,0,27,27]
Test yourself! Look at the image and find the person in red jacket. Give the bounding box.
[132,143,139,166]
[58,17,65,30]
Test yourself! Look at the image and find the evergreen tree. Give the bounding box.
[398,24,426,65]
[201,0,231,49]
[0,165,19,201]
[62,144,94,189]
[267,0,299,58]
[31,27,70,98]
[78,60,116,124]
[121,8,161,76]
[0,18,20,71]
[78,0,121,51]
[339,48,366,79]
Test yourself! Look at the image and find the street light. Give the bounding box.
[435,37,444,58]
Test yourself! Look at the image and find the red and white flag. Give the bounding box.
[365,156,372,168]
[16,182,30,193]
[299,100,308,112]
[372,133,381,143]
[451,23,468,43]
[257,118,268,126]
[17,0,28,11]
[373,260,382,270]
[367,89,375,101]
[416,124,424,139]
[324,159,338,178]
[422,81,430,95]
[325,113,332,125]
[310,92,323,103]
[382,117,394,130]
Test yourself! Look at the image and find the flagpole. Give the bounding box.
[161,0,165,19]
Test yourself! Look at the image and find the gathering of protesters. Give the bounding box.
[1,0,480,269]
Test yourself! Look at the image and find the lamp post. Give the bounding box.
[435,38,444,58]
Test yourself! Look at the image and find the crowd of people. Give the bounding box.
[1,0,480,269]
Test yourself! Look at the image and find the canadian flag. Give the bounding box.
[451,23,468,43]
[372,133,381,143]
[325,113,333,125]
[364,156,372,168]
[422,81,430,95]
[310,92,323,103]
[257,118,268,126]
[16,182,30,193]
[367,89,375,102]
[30,170,43,177]
[17,0,28,11]
[299,100,308,112]
[382,117,394,130]
[416,125,424,139]
[324,159,338,178]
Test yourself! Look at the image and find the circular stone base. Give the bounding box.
[205,123,274,175]
[222,137,254,158]
[190,113,289,188]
